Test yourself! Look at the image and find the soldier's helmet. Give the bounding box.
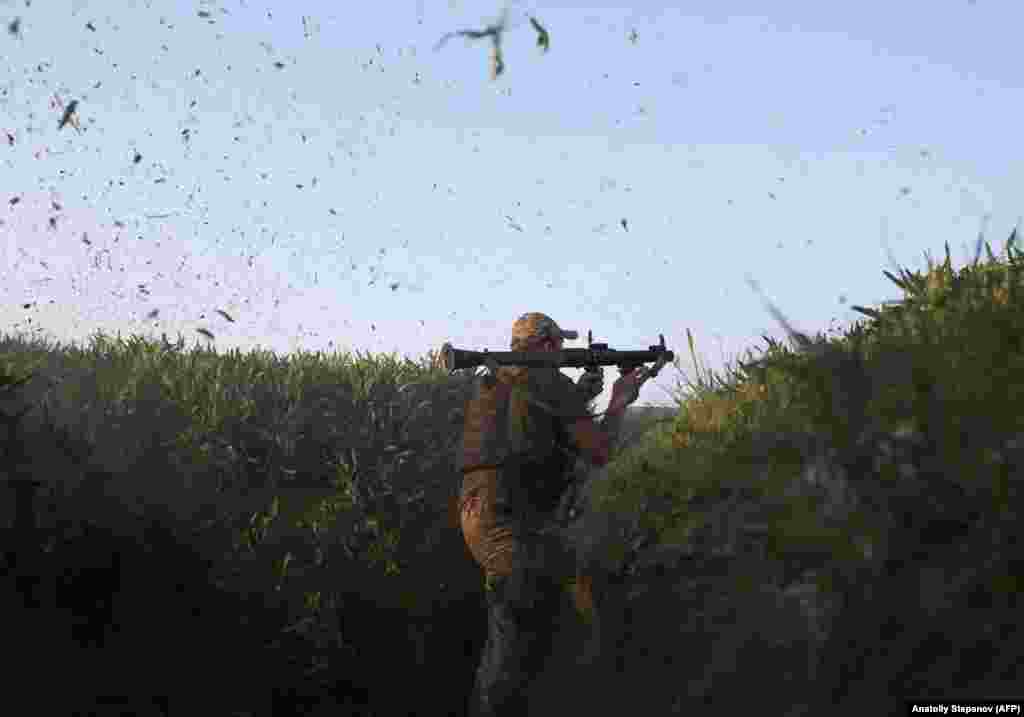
[510,312,578,350]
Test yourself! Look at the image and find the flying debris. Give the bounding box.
[56,98,81,133]
[7,17,20,38]
[5,131,13,146]
[86,21,96,32]
[621,218,628,232]
[133,151,142,164]
[9,196,20,206]
[505,215,523,232]
[529,16,549,53]
[146,309,159,319]
[434,6,511,80]
[628,28,639,44]
[215,309,235,323]
[196,328,215,340]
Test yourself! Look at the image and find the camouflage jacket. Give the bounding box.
[456,364,593,515]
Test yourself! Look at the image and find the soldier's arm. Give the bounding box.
[568,406,626,468]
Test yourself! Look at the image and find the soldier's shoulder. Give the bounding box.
[529,368,574,393]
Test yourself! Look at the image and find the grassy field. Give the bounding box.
[2,231,1022,715]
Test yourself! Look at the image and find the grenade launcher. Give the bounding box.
[440,330,675,381]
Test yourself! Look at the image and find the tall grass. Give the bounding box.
[2,229,1021,714]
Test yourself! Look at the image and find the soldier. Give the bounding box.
[457,312,649,716]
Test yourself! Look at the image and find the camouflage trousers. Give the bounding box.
[459,468,601,716]
[468,535,575,717]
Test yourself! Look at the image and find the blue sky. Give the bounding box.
[2,0,1022,410]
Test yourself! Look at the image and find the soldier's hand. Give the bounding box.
[608,366,647,413]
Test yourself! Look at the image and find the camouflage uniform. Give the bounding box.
[457,313,597,717]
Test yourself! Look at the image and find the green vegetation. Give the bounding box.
[574,231,1022,713]
[2,230,1021,714]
